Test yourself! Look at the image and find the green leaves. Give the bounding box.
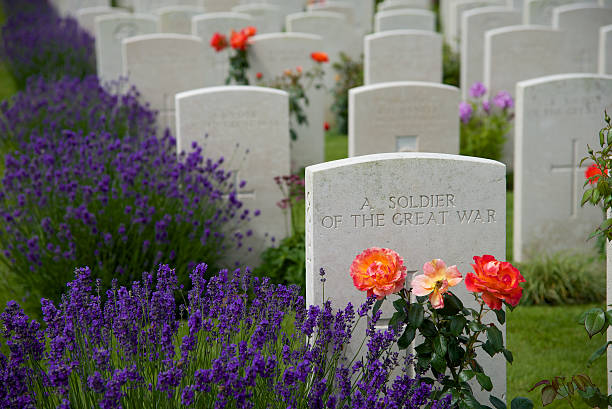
[510,397,533,409]
[587,341,612,365]
[450,315,467,336]
[476,373,493,391]
[583,308,606,338]
[373,298,383,316]
[408,303,425,328]
[489,396,506,409]
[398,326,416,349]
[486,326,504,352]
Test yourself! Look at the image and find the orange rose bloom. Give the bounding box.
[230,30,248,51]
[350,247,407,299]
[311,51,329,63]
[411,259,462,309]
[585,163,604,185]
[256,72,263,79]
[210,32,228,52]
[241,26,257,37]
[465,255,525,310]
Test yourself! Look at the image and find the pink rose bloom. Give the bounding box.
[411,259,462,309]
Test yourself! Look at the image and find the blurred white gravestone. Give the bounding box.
[175,86,290,266]
[247,33,326,172]
[55,0,110,16]
[192,12,253,87]
[122,34,207,134]
[231,3,283,33]
[514,74,612,261]
[156,6,206,34]
[133,0,202,13]
[96,14,159,83]
[460,7,521,100]
[447,0,504,52]
[378,0,432,11]
[305,152,506,403]
[523,0,597,24]
[76,7,128,36]
[203,0,240,12]
[348,82,459,156]
[307,1,355,25]
[375,9,436,32]
[364,30,442,84]
[600,25,612,74]
[552,4,612,73]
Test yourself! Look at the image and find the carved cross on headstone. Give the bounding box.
[550,139,589,217]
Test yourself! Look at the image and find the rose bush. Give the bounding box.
[465,255,525,310]
[350,247,407,298]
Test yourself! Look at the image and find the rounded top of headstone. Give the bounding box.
[286,10,347,22]
[516,73,612,89]
[154,5,206,14]
[365,28,441,40]
[349,80,459,95]
[250,32,323,42]
[192,11,252,22]
[485,24,559,38]
[376,8,435,18]
[462,6,518,19]
[176,85,289,101]
[96,13,159,25]
[122,33,203,47]
[232,3,281,12]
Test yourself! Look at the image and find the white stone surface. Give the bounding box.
[378,0,432,11]
[305,152,506,402]
[364,30,442,84]
[133,0,202,13]
[96,14,159,83]
[122,34,207,133]
[523,0,597,24]
[203,0,240,12]
[460,7,521,100]
[602,0,612,6]
[192,12,253,87]
[247,33,326,171]
[484,25,578,169]
[55,0,110,16]
[600,25,612,74]
[155,5,206,34]
[176,86,290,266]
[260,0,304,22]
[307,1,355,25]
[349,82,459,157]
[353,0,375,34]
[514,74,612,261]
[76,7,128,36]
[553,4,612,73]
[447,0,505,52]
[375,9,436,32]
[231,3,283,33]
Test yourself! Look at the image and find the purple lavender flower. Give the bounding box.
[493,90,514,109]
[482,99,491,113]
[459,101,473,124]
[469,82,487,98]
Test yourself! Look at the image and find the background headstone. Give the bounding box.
[378,0,432,11]
[460,7,521,100]
[192,12,253,87]
[600,25,612,74]
[375,9,436,32]
[514,74,612,261]
[76,7,128,37]
[156,5,206,34]
[96,14,159,83]
[203,0,240,12]
[348,82,460,156]
[523,0,597,24]
[133,0,202,13]
[176,86,290,266]
[122,34,207,133]
[447,0,505,52]
[247,33,326,171]
[364,30,442,84]
[552,3,612,73]
[305,152,506,402]
[54,0,110,16]
[231,3,283,33]
[307,1,355,26]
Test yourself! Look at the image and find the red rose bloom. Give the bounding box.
[256,72,263,79]
[230,30,248,51]
[585,163,604,185]
[241,26,257,37]
[323,121,330,131]
[210,32,228,52]
[311,51,329,63]
[465,255,525,310]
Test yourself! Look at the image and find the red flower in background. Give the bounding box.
[256,72,263,79]
[230,30,248,50]
[585,163,605,184]
[241,26,257,37]
[323,121,330,131]
[210,32,228,52]
[311,51,329,63]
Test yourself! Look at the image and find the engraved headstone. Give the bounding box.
[122,34,207,134]
[133,0,202,13]
[553,4,612,73]
[247,33,326,171]
[378,0,432,11]
[348,82,459,156]
[514,74,612,261]
[364,30,442,84]
[156,5,206,34]
[447,0,504,52]
[76,6,128,36]
[460,7,521,100]
[523,0,597,24]
[375,9,436,32]
[231,4,283,33]
[305,152,506,402]
[600,25,612,74]
[96,14,159,83]
[203,0,240,12]
[192,12,253,87]
[176,86,290,266]
[484,26,578,169]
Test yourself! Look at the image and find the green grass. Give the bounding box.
[506,303,608,408]
[325,129,348,162]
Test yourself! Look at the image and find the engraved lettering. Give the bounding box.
[487,209,496,223]
[322,216,334,228]
[360,197,372,211]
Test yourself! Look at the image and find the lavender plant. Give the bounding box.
[1,5,95,89]
[0,264,452,408]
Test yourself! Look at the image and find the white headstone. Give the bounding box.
[600,25,612,74]
[602,0,612,6]
[514,74,612,261]
[364,30,442,84]
[247,33,326,171]
[259,0,304,21]
[192,12,253,87]
[176,86,290,265]
[307,1,355,25]
[231,3,283,33]
[134,0,202,13]
[484,26,578,169]
[353,0,375,34]
[203,0,240,12]
[305,152,506,402]
[122,34,207,133]
[76,7,128,36]
[460,7,521,100]
[156,5,206,34]
[378,0,432,11]
[96,14,159,83]
[553,4,612,73]
[375,9,436,32]
[55,0,110,16]
[523,0,597,24]
[447,0,505,52]
[349,82,460,157]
